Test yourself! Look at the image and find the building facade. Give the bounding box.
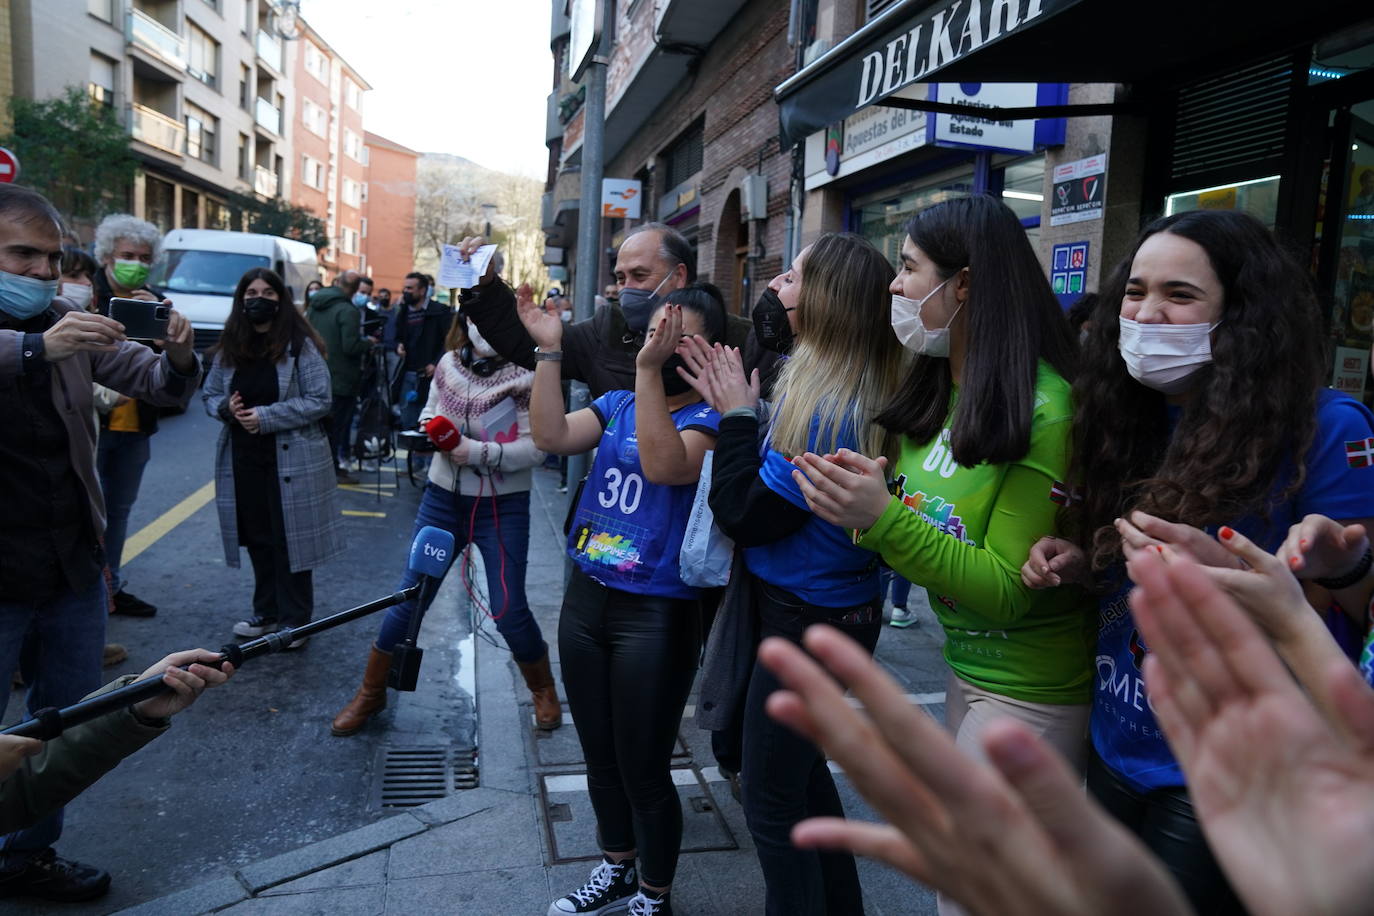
[361,130,419,295]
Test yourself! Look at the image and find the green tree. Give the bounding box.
[226,192,329,249]
[0,87,137,222]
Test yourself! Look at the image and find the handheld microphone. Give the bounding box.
[389,525,457,691]
[425,415,461,452]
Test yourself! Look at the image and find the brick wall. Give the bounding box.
[362,131,419,295]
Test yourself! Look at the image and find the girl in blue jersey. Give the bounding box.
[1023,209,1374,914]
[688,233,906,915]
[523,283,725,916]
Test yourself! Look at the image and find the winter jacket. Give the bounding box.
[307,286,371,397]
[202,338,344,573]
[389,298,450,374]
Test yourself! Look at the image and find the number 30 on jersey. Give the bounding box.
[598,468,643,515]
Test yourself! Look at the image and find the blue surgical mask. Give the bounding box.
[617,267,679,333]
[353,292,369,307]
[0,269,58,321]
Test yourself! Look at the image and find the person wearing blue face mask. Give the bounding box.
[352,275,374,310]
[0,185,200,903]
[453,223,780,400]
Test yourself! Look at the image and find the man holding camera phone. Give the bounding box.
[0,187,199,901]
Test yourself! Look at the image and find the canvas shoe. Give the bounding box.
[548,856,638,915]
[889,604,919,628]
[233,616,278,638]
[627,890,673,916]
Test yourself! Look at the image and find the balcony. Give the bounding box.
[254,165,278,198]
[128,9,186,71]
[254,97,282,134]
[546,91,561,145]
[256,29,283,72]
[130,103,185,155]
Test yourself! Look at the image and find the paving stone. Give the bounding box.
[384,866,549,916]
[238,814,427,893]
[409,785,526,827]
[217,884,385,916]
[386,797,543,879]
[259,850,388,896]
[110,874,248,916]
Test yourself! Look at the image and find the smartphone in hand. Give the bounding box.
[108,298,171,341]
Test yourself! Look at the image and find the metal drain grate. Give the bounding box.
[373,746,478,808]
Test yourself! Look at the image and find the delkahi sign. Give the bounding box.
[1050,153,1106,226]
[601,179,642,219]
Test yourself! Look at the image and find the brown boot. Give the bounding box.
[331,646,392,736]
[517,651,563,730]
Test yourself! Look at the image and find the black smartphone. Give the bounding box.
[108,298,171,341]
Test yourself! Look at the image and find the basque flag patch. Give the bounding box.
[1346,438,1374,469]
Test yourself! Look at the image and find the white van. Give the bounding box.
[150,229,320,350]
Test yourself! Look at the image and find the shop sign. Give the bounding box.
[1332,346,1370,400]
[1050,241,1089,306]
[933,83,1037,152]
[1050,154,1106,226]
[844,104,925,160]
[601,179,642,219]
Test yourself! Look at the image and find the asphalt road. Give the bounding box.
[0,400,483,914]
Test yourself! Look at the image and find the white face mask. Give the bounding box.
[891,276,960,357]
[1117,316,1221,394]
[467,322,497,359]
[60,282,93,310]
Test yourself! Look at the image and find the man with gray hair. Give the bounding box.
[0,186,200,901]
[456,222,777,398]
[90,213,171,619]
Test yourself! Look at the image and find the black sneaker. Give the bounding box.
[548,856,637,915]
[628,890,673,916]
[111,590,157,617]
[233,616,278,638]
[0,849,110,902]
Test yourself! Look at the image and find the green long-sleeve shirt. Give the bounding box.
[858,362,1094,704]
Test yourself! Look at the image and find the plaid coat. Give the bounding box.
[202,339,344,573]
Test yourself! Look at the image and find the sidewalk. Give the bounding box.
[116,468,939,915]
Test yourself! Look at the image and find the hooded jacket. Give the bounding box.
[307,285,371,397]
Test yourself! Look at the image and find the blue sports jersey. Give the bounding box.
[743,414,881,606]
[1092,388,1374,792]
[566,391,721,599]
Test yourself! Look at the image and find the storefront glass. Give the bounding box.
[1001,155,1046,250]
[1165,175,1282,228]
[1326,101,1374,401]
[852,164,976,268]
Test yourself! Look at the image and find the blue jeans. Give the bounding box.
[881,567,912,607]
[375,484,544,663]
[0,576,107,868]
[96,430,151,593]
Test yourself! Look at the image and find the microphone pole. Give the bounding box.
[0,584,423,740]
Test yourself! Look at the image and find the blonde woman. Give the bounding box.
[689,232,906,915]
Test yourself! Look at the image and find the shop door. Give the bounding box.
[1318,105,1374,403]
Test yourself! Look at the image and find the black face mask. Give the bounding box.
[243,296,279,325]
[661,354,693,396]
[401,291,420,307]
[751,288,795,355]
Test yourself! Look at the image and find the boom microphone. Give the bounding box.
[388,525,457,691]
[1,527,457,740]
[425,415,461,452]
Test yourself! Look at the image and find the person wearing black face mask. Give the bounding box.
[204,268,342,647]
[454,223,781,399]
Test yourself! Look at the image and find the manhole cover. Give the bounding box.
[373,746,478,808]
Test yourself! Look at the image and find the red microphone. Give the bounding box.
[425,415,461,452]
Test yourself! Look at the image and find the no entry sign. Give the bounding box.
[0,148,19,183]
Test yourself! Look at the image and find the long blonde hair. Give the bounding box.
[766,233,906,462]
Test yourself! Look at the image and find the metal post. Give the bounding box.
[565,0,612,538]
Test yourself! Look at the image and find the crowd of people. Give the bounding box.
[4,169,1374,916]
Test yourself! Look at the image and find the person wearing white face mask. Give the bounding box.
[784,197,1091,915]
[1019,208,1374,916]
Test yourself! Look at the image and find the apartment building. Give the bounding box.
[361,130,419,295]
[9,0,292,233]
[287,21,369,277]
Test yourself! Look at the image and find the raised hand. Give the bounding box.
[1129,549,1374,916]
[760,625,1191,916]
[1277,515,1369,581]
[515,282,563,349]
[41,311,125,362]
[702,344,760,413]
[636,303,682,371]
[791,449,891,530]
[1115,511,1240,568]
[1021,536,1088,588]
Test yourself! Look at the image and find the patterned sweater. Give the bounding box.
[418,351,545,496]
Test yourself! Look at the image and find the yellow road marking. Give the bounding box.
[342,510,387,518]
[122,481,216,564]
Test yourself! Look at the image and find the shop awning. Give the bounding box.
[775,0,1374,148]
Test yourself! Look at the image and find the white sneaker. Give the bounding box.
[232,616,278,638]
[627,891,672,915]
[889,605,919,629]
[548,857,637,915]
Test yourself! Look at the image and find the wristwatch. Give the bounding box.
[534,347,563,361]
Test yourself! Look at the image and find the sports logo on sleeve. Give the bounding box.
[1346,437,1374,469]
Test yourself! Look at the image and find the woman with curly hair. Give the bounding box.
[1023,209,1374,915]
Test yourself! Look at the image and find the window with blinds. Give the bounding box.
[866,0,901,22]
[1168,55,1293,184]
[663,119,704,190]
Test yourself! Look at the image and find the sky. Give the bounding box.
[299,0,552,177]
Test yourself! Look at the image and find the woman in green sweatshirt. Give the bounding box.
[792,196,1094,781]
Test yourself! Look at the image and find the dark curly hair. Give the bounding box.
[1069,209,1326,573]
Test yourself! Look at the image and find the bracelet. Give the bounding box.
[534,347,563,361]
[1314,547,1373,590]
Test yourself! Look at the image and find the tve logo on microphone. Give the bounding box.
[408,525,456,578]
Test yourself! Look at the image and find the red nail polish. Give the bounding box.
[1289,556,1301,570]
[1155,545,1164,555]
[1300,539,1309,548]
[1219,526,1235,541]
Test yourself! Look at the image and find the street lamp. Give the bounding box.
[481,202,497,239]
